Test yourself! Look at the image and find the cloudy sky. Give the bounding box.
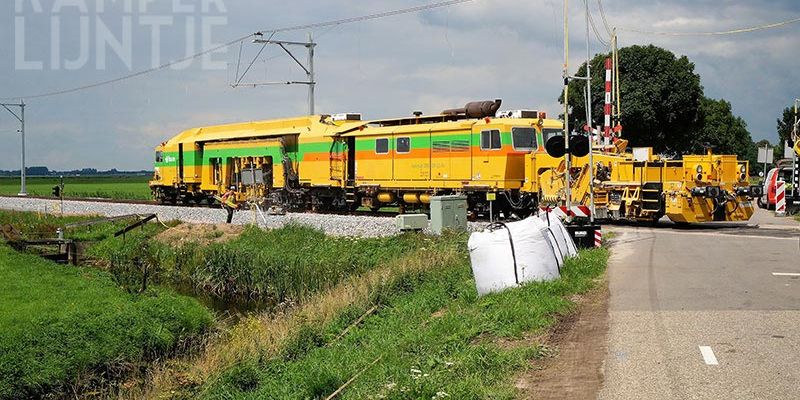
[1,0,798,170]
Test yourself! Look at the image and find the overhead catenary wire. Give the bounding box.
[619,15,800,36]
[258,0,473,34]
[233,31,276,87]
[587,10,611,48]
[596,0,613,37]
[1,0,476,101]
[0,35,253,101]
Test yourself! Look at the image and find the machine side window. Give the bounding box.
[511,127,537,151]
[211,158,221,185]
[542,128,562,143]
[396,137,411,153]
[375,138,389,154]
[480,130,501,150]
[155,151,163,163]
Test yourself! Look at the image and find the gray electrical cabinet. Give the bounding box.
[430,195,468,234]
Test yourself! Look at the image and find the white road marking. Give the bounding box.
[699,346,719,365]
[610,227,800,241]
[772,272,800,277]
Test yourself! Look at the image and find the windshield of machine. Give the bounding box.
[542,128,562,144]
[512,127,537,151]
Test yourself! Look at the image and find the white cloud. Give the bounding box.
[0,0,798,170]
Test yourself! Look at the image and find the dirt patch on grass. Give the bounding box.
[514,276,609,399]
[155,223,244,246]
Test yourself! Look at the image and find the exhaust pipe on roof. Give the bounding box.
[441,99,502,118]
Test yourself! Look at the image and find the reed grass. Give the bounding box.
[94,224,427,304]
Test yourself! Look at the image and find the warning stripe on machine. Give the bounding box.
[541,206,592,218]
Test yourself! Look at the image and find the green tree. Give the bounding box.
[690,97,753,155]
[691,97,759,174]
[559,45,703,154]
[777,106,798,147]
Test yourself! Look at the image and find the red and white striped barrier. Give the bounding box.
[776,180,786,216]
[539,205,592,219]
[594,229,602,248]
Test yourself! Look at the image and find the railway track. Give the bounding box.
[0,194,157,206]
[0,195,404,217]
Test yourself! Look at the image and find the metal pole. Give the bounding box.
[584,0,595,224]
[246,36,317,115]
[563,0,572,217]
[793,100,799,198]
[2,101,27,196]
[793,99,798,146]
[20,100,26,196]
[60,175,64,217]
[308,32,315,115]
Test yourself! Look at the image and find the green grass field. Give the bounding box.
[0,176,152,200]
[0,244,213,399]
[199,245,609,399]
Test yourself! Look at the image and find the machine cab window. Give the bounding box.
[155,151,163,163]
[542,128,562,144]
[480,130,501,150]
[396,137,411,153]
[376,138,389,154]
[511,127,537,151]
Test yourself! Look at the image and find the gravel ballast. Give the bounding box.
[0,197,485,237]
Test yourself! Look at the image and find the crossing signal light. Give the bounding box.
[544,134,591,158]
[544,135,565,158]
[569,135,590,157]
[52,185,61,198]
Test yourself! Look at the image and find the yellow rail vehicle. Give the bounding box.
[150,101,563,215]
[531,145,757,223]
[152,115,359,208]
[149,99,759,223]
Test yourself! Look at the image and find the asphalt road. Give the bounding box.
[599,209,800,399]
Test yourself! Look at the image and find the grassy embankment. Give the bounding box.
[1,209,610,398]
[0,244,212,398]
[144,231,608,399]
[0,175,152,200]
[1,210,438,397]
[0,210,210,398]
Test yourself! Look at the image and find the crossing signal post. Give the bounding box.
[486,192,496,223]
[52,176,64,216]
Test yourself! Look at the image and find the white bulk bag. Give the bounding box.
[468,217,561,296]
[539,211,579,259]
